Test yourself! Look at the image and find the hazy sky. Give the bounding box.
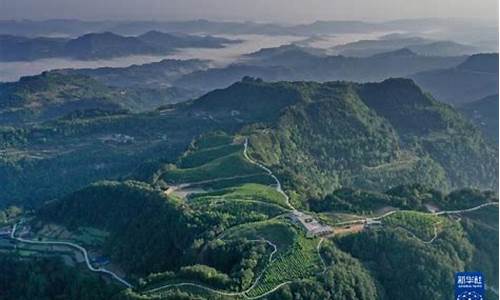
[0,0,498,22]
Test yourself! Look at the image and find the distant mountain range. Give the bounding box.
[175,46,466,92]
[57,58,209,88]
[185,45,494,107]
[411,53,499,105]
[0,31,239,61]
[0,18,496,38]
[1,46,496,126]
[330,35,477,57]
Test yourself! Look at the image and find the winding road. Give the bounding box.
[7,137,315,299]
[243,138,296,211]
[249,239,278,263]
[334,202,498,227]
[333,202,498,246]
[144,238,279,298]
[435,202,498,216]
[10,137,497,299]
[10,221,133,288]
[144,139,316,298]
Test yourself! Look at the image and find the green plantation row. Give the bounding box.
[245,235,322,298]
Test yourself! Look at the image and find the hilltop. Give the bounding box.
[186,78,497,201]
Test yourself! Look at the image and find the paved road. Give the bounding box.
[145,282,243,297]
[435,202,498,215]
[10,221,133,288]
[243,138,296,211]
[487,285,499,296]
[21,137,495,298]
[143,136,327,298]
[334,202,499,227]
[245,281,294,299]
[144,238,279,298]
[333,202,498,247]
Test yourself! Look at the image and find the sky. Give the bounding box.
[0,0,498,23]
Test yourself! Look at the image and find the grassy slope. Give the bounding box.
[162,152,265,184]
[190,183,290,208]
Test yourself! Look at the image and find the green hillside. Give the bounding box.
[10,126,495,300]
[0,71,196,125]
[37,181,202,275]
[0,254,121,299]
[0,108,228,208]
[234,79,497,203]
[1,78,496,209]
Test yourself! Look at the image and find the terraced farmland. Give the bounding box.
[190,183,292,209]
[245,234,322,298]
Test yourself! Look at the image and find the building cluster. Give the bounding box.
[288,211,333,237]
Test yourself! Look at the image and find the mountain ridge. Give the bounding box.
[0,31,239,61]
[411,53,499,105]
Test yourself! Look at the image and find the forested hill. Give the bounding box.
[0,71,196,125]
[38,181,202,275]
[0,77,496,208]
[6,77,498,299]
[32,147,499,300]
[186,77,496,203]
